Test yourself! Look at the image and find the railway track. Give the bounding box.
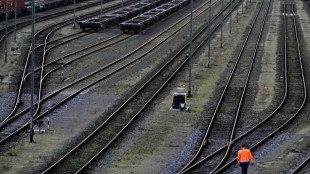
[0,0,139,58]
[36,0,245,173]
[180,0,307,173]
[179,0,272,172]
[0,0,141,124]
[289,2,310,173]
[0,31,129,142]
[0,31,91,123]
[0,0,100,22]
[0,0,222,143]
[291,155,310,174]
[0,0,120,36]
[0,0,306,173]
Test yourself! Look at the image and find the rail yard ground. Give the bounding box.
[0,0,310,173]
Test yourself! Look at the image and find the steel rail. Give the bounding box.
[0,0,115,30]
[1,0,140,122]
[76,0,252,171]
[290,2,309,174]
[1,19,84,123]
[43,0,237,172]
[24,33,125,80]
[36,0,221,117]
[33,32,131,118]
[0,0,219,144]
[291,156,310,174]
[214,1,307,173]
[0,30,90,124]
[34,21,98,119]
[0,0,137,118]
[0,34,130,128]
[178,0,268,172]
[33,20,94,119]
[35,31,91,49]
[211,0,271,172]
[34,19,71,121]
[0,0,119,45]
[180,0,289,172]
[0,0,211,125]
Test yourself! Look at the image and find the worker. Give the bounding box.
[237,144,254,174]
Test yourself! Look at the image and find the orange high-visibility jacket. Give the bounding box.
[237,148,253,163]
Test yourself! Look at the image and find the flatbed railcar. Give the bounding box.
[119,0,189,33]
[76,0,171,31]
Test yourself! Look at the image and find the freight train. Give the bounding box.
[0,0,85,20]
[76,0,171,31]
[120,0,189,33]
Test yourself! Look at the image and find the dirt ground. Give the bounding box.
[0,0,310,173]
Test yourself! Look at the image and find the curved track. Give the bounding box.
[0,0,126,47]
[0,0,221,144]
[289,1,310,174]
[0,0,140,124]
[39,0,243,173]
[179,0,272,172]
[181,0,307,173]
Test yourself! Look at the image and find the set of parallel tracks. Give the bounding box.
[36,0,246,173]
[0,0,141,139]
[179,0,307,173]
[1,0,307,173]
[1,0,141,119]
[0,0,224,141]
[179,0,273,172]
[290,1,310,173]
[0,0,124,47]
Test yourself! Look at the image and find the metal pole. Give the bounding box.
[230,0,232,33]
[47,100,51,130]
[220,0,223,48]
[101,0,103,15]
[30,0,35,143]
[5,0,8,62]
[208,0,211,68]
[14,0,17,42]
[188,0,193,97]
[242,0,244,14]
[237,2,239,23]
[122,0,124,9]
[73,0,76,28]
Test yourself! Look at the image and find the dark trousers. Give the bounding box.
[239,162,250,174]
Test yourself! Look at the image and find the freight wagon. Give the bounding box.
[76,0,171,31]
[0,0,26,19]
[0,0,86,20]
[120,0,189,33]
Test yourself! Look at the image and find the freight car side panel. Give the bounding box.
[77,0,172,31]
[0,0,25,9]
